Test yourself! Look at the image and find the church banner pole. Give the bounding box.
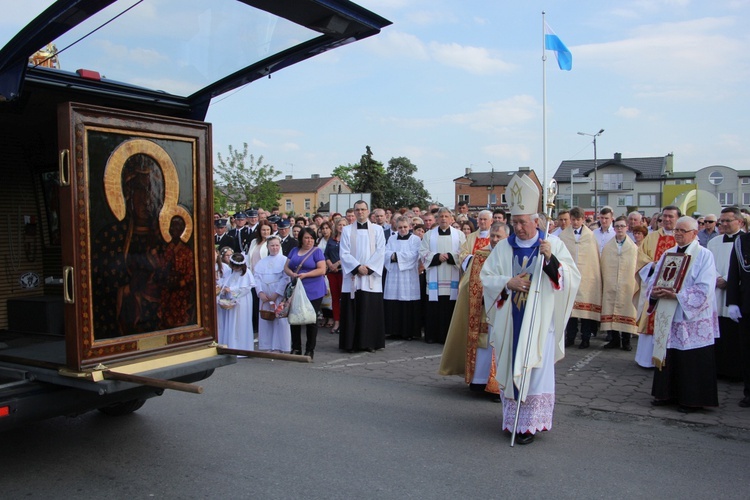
[541,10,548,209]
[510,179,558,447]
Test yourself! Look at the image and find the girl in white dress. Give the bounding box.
[217,253,255,351]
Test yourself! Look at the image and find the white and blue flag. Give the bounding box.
[544,22,572,71]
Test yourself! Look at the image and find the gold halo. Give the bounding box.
[103,139,180,229]
[161,204,194,243]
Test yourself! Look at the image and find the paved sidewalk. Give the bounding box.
[294,328,750,431]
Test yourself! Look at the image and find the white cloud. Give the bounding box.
[281,142,300,151]
[616,106,642,118]
[367,30,512,74]
[428,41,514,74]
[407,10,458,25]
[574,17,748,99]
[367,30,430,60]
[93,39,169,67]
[251,138,269,148]
[382,95,538,133]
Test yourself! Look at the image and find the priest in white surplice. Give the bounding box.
[419,207,466,344]
[339,200,386,352]
[383,216,422,341]
[480,174,580,445]
[646,216,719,410]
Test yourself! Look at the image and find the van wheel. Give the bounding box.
[98,399,147,416]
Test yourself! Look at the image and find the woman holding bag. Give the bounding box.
[284,227,327,358]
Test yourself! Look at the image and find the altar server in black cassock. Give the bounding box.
[339,200,386,352]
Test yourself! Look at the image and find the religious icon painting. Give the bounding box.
[58,103,216,370]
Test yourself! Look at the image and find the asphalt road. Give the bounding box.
[1,334,749,499]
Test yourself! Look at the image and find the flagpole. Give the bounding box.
[510,10,549,448]
[541,11,548,210]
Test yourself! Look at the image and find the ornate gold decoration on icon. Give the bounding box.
[103,138,192,242]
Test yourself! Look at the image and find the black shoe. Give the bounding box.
[304,350,314,360]
[386,334,401,340]
[621,343,632,352]
[739,397,750,408]
[602,338,620,349]
[564,338,575,348]
[291,349,302,355]
[365,348,375,353]
[515,433,535,445]
[578,340,590,349]
[490,394,501,403]
[469,383,487,392]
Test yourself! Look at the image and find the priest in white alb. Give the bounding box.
[480,174,580,445]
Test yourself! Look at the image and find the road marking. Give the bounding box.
[317,353,442,369]
[568,350,602,372]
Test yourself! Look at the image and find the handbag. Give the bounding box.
[321,275,332,310]
[288,280,317,325]
[275,249,316,319]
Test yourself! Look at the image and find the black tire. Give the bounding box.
[97,398,147,416]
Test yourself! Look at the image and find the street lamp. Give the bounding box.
[577,129,604,215]
[487,161,495,209]
[570,168,579,208]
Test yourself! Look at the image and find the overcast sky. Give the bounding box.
[4,0,749,206]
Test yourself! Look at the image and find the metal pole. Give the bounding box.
[594,136,601,216]
[542,11,548,209]
[577,130,604,217]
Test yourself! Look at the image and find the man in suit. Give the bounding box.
[726,222,750,408]
[215,218,240,252]
[277,218,298,256]
[373,208,392,242]
[245,209,260,243]
[457,200,477,229]
[228,212,252,253]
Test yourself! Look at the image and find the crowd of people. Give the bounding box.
[212,186,750,445]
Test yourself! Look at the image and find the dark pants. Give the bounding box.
[290,297,323,353]
[251,288,259,333]
[741,316,750,398]
[652,345,718,407]
[566,318,598,342]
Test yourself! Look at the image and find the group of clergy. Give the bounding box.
[438,173,750,445]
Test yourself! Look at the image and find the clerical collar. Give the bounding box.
[438,227,451,235]
[663,229,674,235]
[479,230,489,237]
[724,231,740,243]
[357,222,368,229]
[397,234,410,240]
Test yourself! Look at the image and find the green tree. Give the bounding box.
[214,143,281,212]
[351,146,387,208]
[383,156,431,209]
[331,164,356,188]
